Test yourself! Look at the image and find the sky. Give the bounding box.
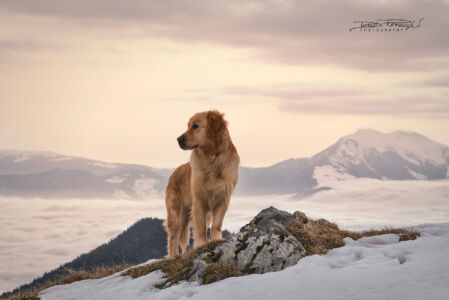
[1,0,449,168]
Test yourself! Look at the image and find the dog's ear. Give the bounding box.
[207,110,227,137]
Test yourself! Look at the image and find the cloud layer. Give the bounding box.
[2,179,449,293]
[196,81,449,115]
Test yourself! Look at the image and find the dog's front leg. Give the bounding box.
[192,196,208,248]
[210,192,231,241]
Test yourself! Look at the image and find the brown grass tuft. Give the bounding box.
[285,218,420,255]
[121,240,225,288]
[202,262,243,284]
[4,288,40,300]
[4,265,129,300]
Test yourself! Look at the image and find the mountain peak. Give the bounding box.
[347,128,422,141]
[346,129,445,145]
[311,128,449,183]
[342,129,449,158]
[352,128,382,135]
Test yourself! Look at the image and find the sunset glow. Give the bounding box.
[1,0,448,167]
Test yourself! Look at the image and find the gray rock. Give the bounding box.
[253,206,298,225]
[186,207,307,283]
[188,253,211,284]
[294,211,308,224]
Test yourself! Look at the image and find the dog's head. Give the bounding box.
[177,110,228,151]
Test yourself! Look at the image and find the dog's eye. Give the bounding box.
[192,124,199,130]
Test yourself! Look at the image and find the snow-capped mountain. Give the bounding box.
[236,129,449,196]
[0,150,170,199]
[0,150,170,176]
[1,129,448,199]
[310,129,449,185]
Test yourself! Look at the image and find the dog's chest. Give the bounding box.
[191,156,229,184]
[190,151,238,189]
[193,164,223,182]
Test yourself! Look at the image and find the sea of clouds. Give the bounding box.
[1,178,449,293]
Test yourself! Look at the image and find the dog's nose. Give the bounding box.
[177,135,186,149]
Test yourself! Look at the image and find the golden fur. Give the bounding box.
[164,110,240,258]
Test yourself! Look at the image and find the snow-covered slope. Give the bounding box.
[39,223,449,300]
[311,129,449,185]
[333,129,448,167]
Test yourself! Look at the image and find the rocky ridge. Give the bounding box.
[183,207,308,284]
[122,206,419,289]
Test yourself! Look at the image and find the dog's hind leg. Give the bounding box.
[166,226,180,258]
[165,191,181,258]
[179,207,191,254]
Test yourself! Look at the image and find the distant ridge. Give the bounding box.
[1,129,448,199]
[237,129,449,196]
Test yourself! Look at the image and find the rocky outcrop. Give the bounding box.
[186,207,308,283]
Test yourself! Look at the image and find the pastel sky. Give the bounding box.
[1,0,449,168]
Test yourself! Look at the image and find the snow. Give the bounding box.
[40,270,166,300]
[47,156,74,162]
[331,137,363,166]
[0,150,58,162]
[13,155,31,162]
[313,165,355,186]
[88,161,118,168]
[106,176,127,184]
[406,167,427,180]
[39,223,449,300]
[331,129,449,167]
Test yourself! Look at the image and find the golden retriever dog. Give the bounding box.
[164,110,239,258]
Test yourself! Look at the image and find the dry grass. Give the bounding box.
[4,288,40,300]
[4,265,129,300]
[285,218,420,255]
[121,240,225,287]
[202,262,243,284]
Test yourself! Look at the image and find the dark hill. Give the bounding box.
[1,218,166,299]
